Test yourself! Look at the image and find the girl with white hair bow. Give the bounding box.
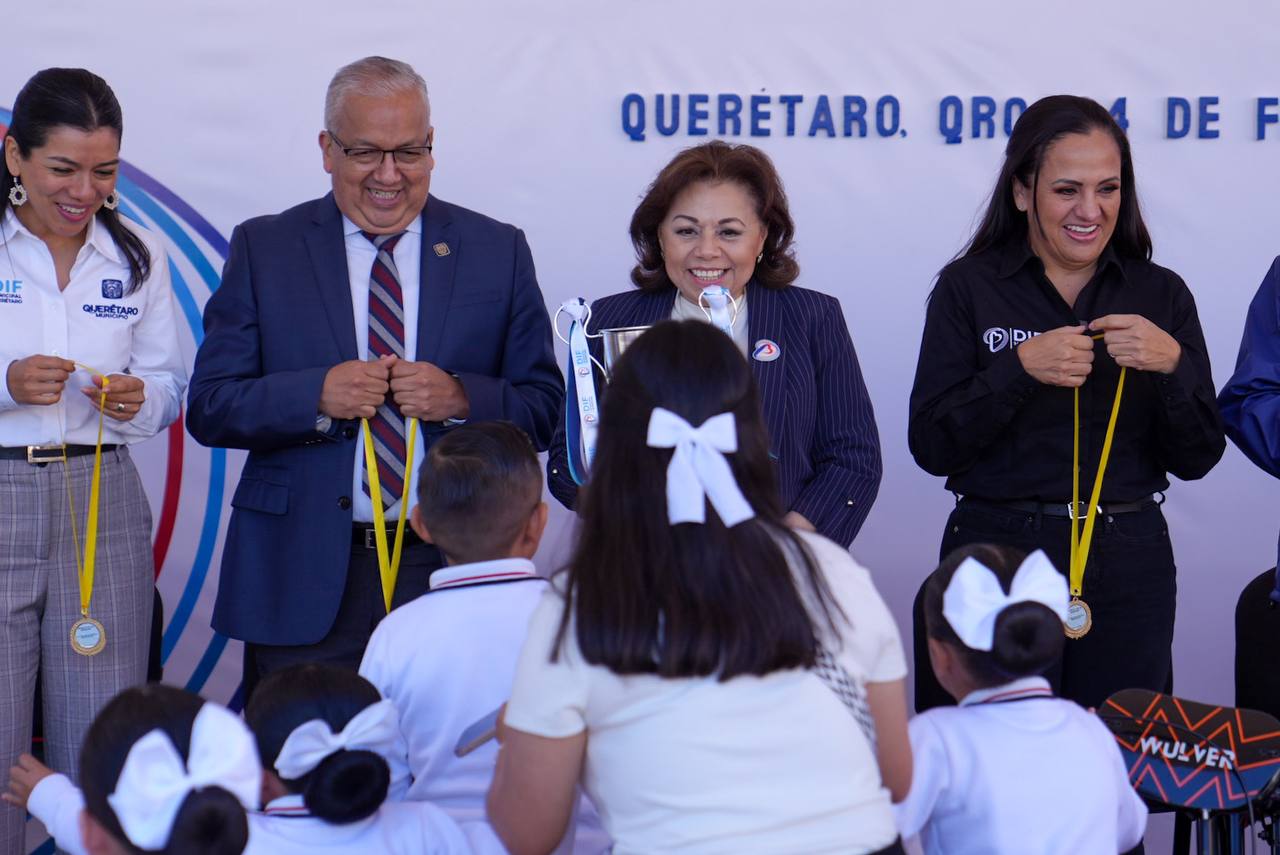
[490,320,911,855]
[11,666,494,854]
[895,543,1147,854]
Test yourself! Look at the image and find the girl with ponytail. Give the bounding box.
[243,663,487,854]
[897,543,1147,853]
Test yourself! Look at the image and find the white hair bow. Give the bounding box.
[942,549,1068,652]
[273,698,404,781]
[107,702,260,851]
[646,407,754,527]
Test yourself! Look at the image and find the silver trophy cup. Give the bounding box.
[600,325,652,375]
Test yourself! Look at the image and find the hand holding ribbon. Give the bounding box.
[942,549,1068,652]
[646,407,754,527]
[107,703,260,851]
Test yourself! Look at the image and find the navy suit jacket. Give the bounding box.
[187,193,562,645]
[547,283,882,546]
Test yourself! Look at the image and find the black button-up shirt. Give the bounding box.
[908,239,1225,503]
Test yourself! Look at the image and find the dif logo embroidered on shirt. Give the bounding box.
[982,326,1041,353]
[101,279,124,299]
[0,279,20,305]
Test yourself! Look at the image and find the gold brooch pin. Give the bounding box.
[433,242,450,257]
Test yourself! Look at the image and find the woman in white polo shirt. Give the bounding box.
[0,67,184,855]
[488,320,911,855]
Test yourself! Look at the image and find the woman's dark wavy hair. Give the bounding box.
[959,94,1152,263]
[246,663,390,825]
[922,543,1065,688]
[557,320,841,678]
[2,68,150,293]
[79,685,250,855]
[629,140,799,292]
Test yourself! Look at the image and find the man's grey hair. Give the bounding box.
[324,56,430,132]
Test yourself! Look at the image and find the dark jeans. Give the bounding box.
[242,539,442,703]
[913,499,1177,712]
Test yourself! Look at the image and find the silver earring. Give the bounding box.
[756,252,763,264]
[7,180,27,207]
[103,190,120,211]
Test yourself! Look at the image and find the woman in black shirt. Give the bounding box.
[908,96,1224,711]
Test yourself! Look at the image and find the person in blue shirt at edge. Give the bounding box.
[1218,257,1280,641]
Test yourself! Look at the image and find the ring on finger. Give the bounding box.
[115,402,126,412]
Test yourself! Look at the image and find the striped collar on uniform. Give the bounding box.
[429,557,540,591]
[261,793,309,818]
[959,676,1053,707]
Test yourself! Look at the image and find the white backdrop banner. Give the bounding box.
[3,1,1280,847]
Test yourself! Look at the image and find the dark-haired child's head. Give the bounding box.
[79,685,255,855]
[244,663,396,825]
[922,543,1066,701]
[412,421,547,565]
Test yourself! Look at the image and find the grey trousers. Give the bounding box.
[0,447,152,855]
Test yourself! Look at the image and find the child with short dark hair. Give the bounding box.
[359,421,606,853]
[895,544,1147,853]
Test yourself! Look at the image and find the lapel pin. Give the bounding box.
[752,339,781,363]
[433,242,450,257]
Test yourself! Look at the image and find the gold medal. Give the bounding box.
[1063,597,1093,640]
[70,616,106,656]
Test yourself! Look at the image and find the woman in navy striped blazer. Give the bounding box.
[548,141,881,547]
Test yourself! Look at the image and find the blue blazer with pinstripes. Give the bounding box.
[548,282,882,546]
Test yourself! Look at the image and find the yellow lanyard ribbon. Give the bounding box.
[63,362,109,619]
[360,416,419,613]
[1069,359,1126,598]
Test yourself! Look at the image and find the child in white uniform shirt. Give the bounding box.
[359,421,607,854]
[895,544,1147,854]
[14,666,482,855]
[10,683,258,855]
[241,664,481,854]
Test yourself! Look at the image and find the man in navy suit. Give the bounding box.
[187,57,562,686]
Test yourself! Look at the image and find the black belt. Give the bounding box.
[960,495,1159,520]
[0,444,118,464]
[352,523,425,550]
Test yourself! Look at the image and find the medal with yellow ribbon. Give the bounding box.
[64,362,110,656]
[1065,338,1126,640]
[360,416,419,613]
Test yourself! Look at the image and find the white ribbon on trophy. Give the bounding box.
[554,298,605,485]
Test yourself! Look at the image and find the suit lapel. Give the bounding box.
[417,195,457,365]
[303,194,358,360]
[746,283,789,450]
[637,290,676,326]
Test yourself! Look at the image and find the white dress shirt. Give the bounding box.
[359,557,611,854]
[359,558,546,819]
[341,214,425,523]
[894,676,1148,854]
[0,209,186,445]
[246,794,485,855]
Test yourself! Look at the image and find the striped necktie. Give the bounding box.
[363,231,407,510]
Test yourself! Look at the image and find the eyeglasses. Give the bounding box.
[326,131,433,169]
